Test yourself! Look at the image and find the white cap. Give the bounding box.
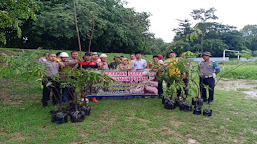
[60,52,69,57]
[93,52,98,55]
[100,54,107,58]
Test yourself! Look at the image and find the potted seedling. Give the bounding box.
[79,69,114,116]
[203,104,212,116]
[158,58,192,111]
[192,85,203,115]
[163,82,176,110]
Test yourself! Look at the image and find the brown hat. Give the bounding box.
[202,52,211,56]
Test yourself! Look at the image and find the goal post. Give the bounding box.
[223,49,240,69]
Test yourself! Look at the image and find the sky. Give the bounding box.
[124,0,257,42]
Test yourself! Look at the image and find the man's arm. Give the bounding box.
[98,62,105,69]
[213,62,220,75]
[131,60,135,69]
[69,60,79,66]
[143,60,147,69]
[57,61,65,67]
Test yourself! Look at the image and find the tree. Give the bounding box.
[173,19,192,41]
[190,7,218,53]
[202,39,229,56]
[5,0,159,55]
[0,0,38,45]
[240,25,257,52]
[190,7,218,22]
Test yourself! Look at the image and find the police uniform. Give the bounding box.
[199,52,220,104]
[42,60,61,107]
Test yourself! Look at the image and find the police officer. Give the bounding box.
[199,52,220,104]
[41,53,65,107]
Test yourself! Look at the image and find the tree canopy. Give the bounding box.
[0,0,38,44]
[1,2,256,57]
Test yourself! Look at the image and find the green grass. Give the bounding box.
[0,77,257,144]
[218,62,257,80]
[1,48,257,143]
[236,88,251,91]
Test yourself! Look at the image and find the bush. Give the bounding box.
[253,51,257,57]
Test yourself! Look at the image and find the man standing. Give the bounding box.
[158,54,164,65]
[129,53,136,65]
[109,56,121,69]
[38,53,49,64]
[131,52,147,69]
[69,50,79,63]
[92,52,101,63]
[165,51,180,77]
[147,55,159,68]
[56,52,62,62]
[98,54,109,70]
[59,52,80,102]
[80,52,98,69]
[199,52,220,104]
[41,53,64,107]
[119,56,124,61]
[147,55,163,98]
[165,51,182,97]
[79,52,98,102]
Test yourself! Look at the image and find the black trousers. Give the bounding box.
[167,78,188,97]
[158,81,163,96]
[199,77,215,102]
[42,77,60,106]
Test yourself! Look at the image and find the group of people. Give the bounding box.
[39,50,220,107]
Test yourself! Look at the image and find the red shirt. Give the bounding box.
[79,60,98,69]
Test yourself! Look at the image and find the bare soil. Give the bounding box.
[0,49,15,56]
[216,79,257,99]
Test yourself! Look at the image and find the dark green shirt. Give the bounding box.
[109,61,121,69]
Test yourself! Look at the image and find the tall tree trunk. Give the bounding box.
[88,16,95,52]
[73,0,82,112]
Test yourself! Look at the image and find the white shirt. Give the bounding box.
[131,59,147,69]
[158,60,164,65]
[38,57,47,64]
[96,59,101,63]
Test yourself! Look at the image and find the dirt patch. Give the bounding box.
[79,130,89,137]
[89,141,100,144]
[153,127,201,144]
[0,49,15,56]
[0,78,33,105]
[188,138,198,144]
[0,126,8,136]
[127,114,151,123]
[169,119,185,127]
[9,132,26,141]
[216,79,257,99]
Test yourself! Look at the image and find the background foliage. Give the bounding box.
[1,2,257,57]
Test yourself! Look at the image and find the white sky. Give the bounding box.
[124,0,257,42]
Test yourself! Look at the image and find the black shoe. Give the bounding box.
[158,94,163,99]
[151,96,155,98]
[203,99,208,102]
[42,102,48,107]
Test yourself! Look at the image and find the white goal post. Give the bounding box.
[223,49,240,69]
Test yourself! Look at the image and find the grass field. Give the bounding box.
[218,61,257,80]
[0,77,257,144]
[0,48,257,143]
